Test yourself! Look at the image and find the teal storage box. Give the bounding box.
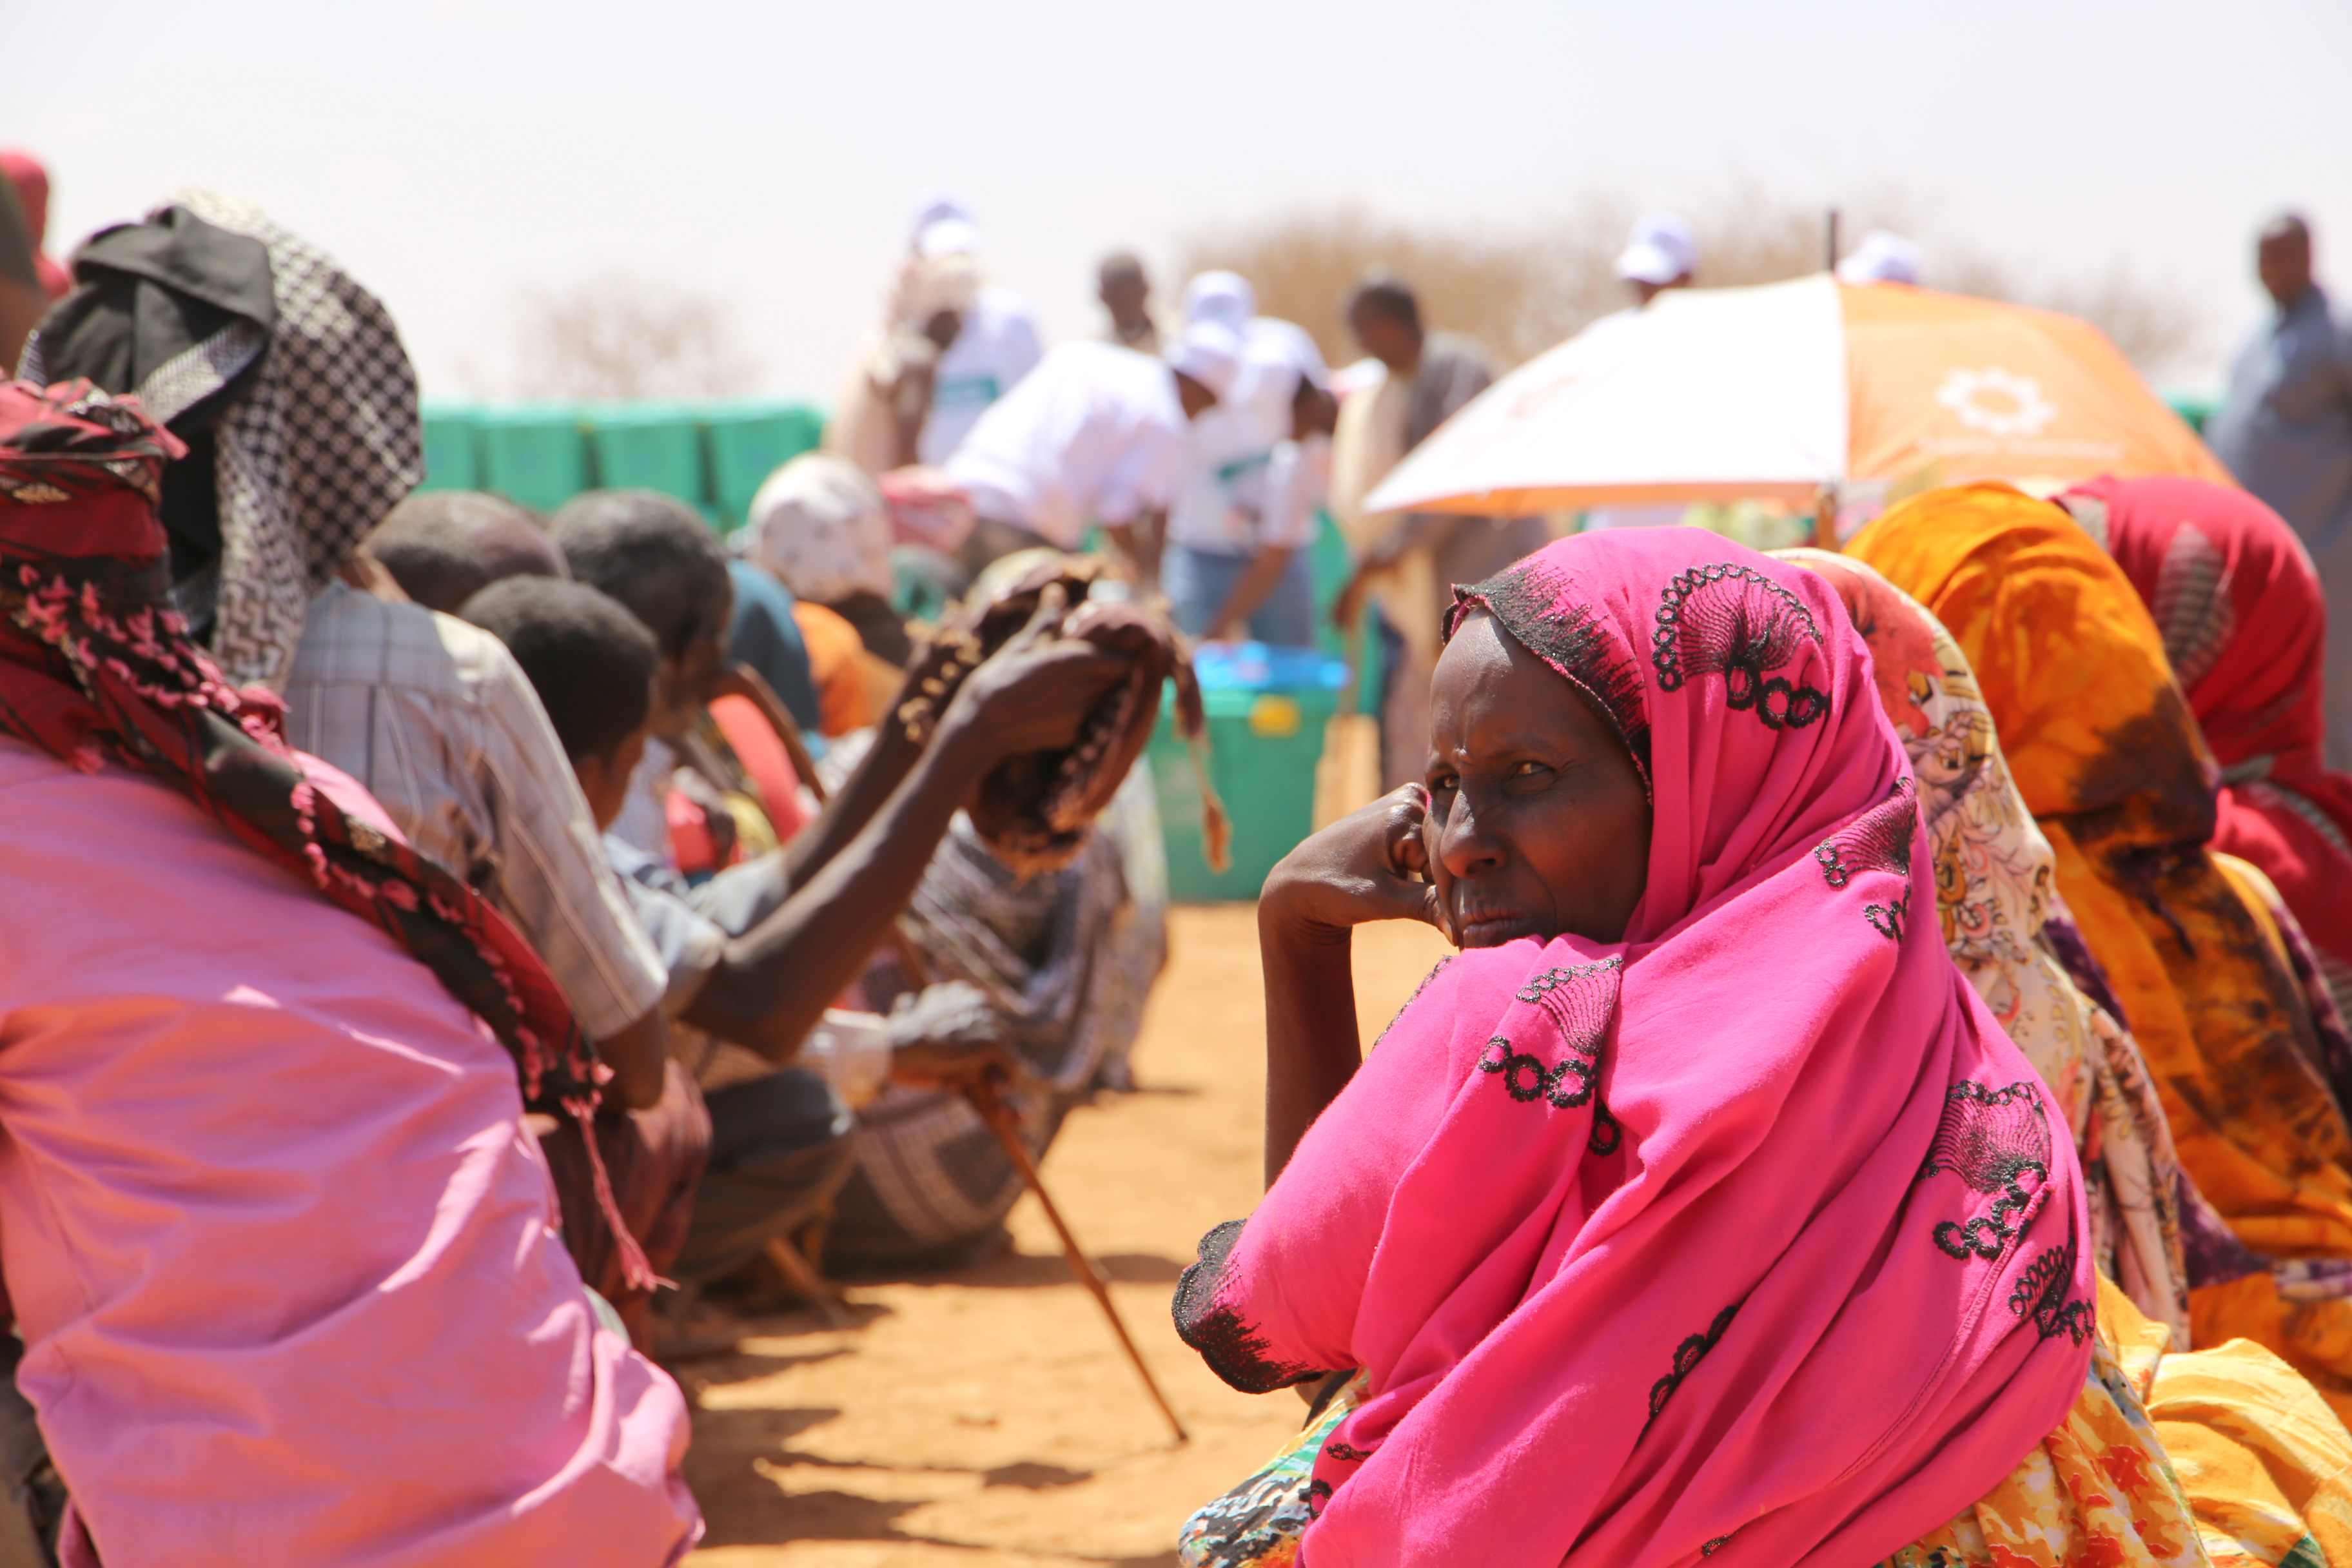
[478,407,590,515]
[587,404,711,518]
[1147,645,1348,901]
[705,403,826,532]
[416,405,481,492]
[2162,389,2218,435]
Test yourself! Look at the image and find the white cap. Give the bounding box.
[910,190,974,237]
[1182,270,1257,332]
[1615,211,1699,286]
[1165,320,1242,401]
[1836,230,1922,286]
[910,191,982,258]
[1246,317,1329,391]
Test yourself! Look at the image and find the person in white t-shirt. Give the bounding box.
[944,322,1240,578]
[909,195,1046,466]
[821,194,1047,476]
[1583,212,1703,536]
[1164,271,1339,645]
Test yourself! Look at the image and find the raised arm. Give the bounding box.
[1255,785,1446,1186]
[683,592,1126,1062]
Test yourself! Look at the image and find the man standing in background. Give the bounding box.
[1328,275,1545,788]
[909,195,1045,467]
[1098,252,1159,353]
[2209,213,2352,767]
[1614,210,1698,306]
[1580,212,1703,537]
[1163,270,1334,645]
[823,195,1046,477]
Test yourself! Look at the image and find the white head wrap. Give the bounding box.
[747,453,897,603]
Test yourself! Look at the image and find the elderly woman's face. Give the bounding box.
[1424,611,1652,949]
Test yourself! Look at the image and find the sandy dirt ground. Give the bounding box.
[681,903,1453,1567]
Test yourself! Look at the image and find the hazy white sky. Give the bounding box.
[10,0,2349,399]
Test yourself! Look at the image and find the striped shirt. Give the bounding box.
[283,584,667,1040]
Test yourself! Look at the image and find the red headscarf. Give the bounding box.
[0,378,652,1288]
[0,152,71,301]
[1175,529,2092,1568]
[2073,475,2352,988]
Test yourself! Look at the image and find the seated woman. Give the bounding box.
[2070,475,2352,1023]
[1175,529,2194,1567]
[1852,485,2352,1413]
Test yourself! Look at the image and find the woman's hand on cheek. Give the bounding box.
[1260,785,1446,944]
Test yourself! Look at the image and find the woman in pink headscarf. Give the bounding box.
[1175,530,2205,1568]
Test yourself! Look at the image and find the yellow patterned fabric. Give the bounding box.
[1197,1317,2347,1568]
[2104,1279,2352,1567]
[1886,1274,2352,1568]
[1883,1292,2208,1567]
[1852,485,2352,1414]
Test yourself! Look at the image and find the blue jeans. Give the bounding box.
[1164,542,1317,646]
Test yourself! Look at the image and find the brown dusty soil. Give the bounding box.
[681,904,1454,1567]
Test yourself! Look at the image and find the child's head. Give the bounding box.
[461,576,660,831]
[547,489,733,743]
[366,490,565,612]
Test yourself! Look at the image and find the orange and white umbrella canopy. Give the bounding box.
[1365,274,2229,518]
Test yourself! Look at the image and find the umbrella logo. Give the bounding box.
[1935,367,2057,438]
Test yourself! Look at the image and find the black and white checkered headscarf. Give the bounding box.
[26,191,421,687]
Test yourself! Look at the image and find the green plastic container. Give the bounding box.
[1147,647,1348,901]
[416,404,481,492]
[477,406,591,515]
[2162,389,2219,435]
[585,404,712,519]
[705,402,827,533]
[1306,507,1382,700]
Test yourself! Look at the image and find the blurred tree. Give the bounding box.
[1180,193,2204,378]
[509,274,753,400]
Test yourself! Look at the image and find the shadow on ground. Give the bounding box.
[687,1408,1164,1559]
[837,1249,1186,1291]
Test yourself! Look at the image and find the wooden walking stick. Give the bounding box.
[734,655,1186,1438]
[963,1070,1190,1444]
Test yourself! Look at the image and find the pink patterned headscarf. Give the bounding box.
[1173,529,2094,1568]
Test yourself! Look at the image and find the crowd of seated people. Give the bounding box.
[15,179,2352,1568]
[0,195,1177,1564]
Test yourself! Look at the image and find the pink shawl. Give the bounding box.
[1175,529,2093,1568]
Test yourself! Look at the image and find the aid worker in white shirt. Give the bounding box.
[909,193,1046,466]
[944,320,1241,580]
[1162,271,1340,646]
[821,194,1048,478]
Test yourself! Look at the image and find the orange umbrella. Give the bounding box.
[1366,275,2230,521]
